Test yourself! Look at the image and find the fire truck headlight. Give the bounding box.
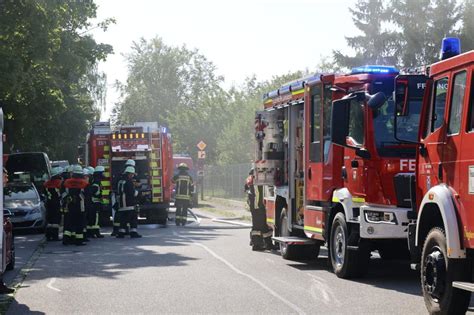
[365,211,397,224]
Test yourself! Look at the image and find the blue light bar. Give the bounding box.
[440,37,461,60]
[350,65,399,75]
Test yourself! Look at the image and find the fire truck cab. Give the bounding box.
[258,66,422,278]
[395,38,474,314]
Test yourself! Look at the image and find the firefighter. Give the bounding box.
[82,167,93,242]
[44,167,63,241]
[62,165,89,246]
[172,163,193,226]
[116,166,142,238]
[245,168,273,251]
[87,166,105,238]
[111,159,135,236]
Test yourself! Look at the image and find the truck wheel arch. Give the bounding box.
[416,185,465,259]
[331,188,355,222]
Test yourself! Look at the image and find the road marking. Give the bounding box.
[308,274,341,306]
[46,278,61,292]
[173,232,306,315]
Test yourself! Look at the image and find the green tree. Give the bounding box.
[0,0,113,161]
[459,0,474,52]
[333,0,397,69]
[114,37,229,163]
[216,72,304,165]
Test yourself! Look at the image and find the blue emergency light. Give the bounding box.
[440,37,461,60]
[350,65,399,75]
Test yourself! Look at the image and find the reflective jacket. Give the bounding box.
[44,178,62,210]
[172,171,193,200]
[63,177,88,213]
[117,177,136,211]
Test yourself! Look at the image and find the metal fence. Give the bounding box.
[203,163,252,200]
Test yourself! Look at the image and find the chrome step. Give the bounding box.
[272,236,316,245]
[453,281,474,292]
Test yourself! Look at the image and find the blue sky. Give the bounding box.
[91,0,359,118]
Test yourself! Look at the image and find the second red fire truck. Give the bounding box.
[393,38,474,314]
[84,121,173,225]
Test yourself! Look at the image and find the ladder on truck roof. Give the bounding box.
[150,132,163,203]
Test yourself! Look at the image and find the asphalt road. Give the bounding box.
[3,211,474,314]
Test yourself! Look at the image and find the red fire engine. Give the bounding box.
[85,121,172,225]
[394,38,474,314]
[257,66,421,278]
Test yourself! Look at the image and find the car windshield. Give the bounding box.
[6,154,49,182]
[4,185,37,200]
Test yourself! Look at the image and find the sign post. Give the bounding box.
[196,141,206,201]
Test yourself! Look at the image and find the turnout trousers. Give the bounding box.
[46,205,61,241]
[87,202,103,237]
[175,199,190,226]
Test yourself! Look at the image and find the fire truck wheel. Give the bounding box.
[330,212,367,279]
[279,210,297,260]
[421,227,470,315]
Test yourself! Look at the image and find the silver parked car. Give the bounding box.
[4,183,46,231]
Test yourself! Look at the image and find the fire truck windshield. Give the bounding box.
[372,98,417,158]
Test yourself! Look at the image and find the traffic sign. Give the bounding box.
[198,150,206,159]
[197,141,207,151]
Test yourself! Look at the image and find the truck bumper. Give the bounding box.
[359,205,410,239]
[139,203,169,218]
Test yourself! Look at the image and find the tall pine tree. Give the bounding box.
[333,0,397,69]
[459,0,474,52]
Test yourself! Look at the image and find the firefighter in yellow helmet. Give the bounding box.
[172,163,194,226]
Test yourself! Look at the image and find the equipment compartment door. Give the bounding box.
[254,110,284,185]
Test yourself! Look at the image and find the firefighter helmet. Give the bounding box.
[51,167,62,177]
[124,166,135,174]
[125,159,136,167]
[94,166,105,173]
[83,168,91,176]
[72,165,84,175]
[177,163,189,170]
[67,165,75,173]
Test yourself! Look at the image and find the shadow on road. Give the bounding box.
[6,299,45,315]
[281,248,421,297]
[17,226,228,283]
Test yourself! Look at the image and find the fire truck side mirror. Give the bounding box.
[330,98,350,147]
[367,92,386,110]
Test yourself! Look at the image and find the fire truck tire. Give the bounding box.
[279,210,298,260]
[279,210,320,260]
[330,212,368,279]
[421,227,470,315]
